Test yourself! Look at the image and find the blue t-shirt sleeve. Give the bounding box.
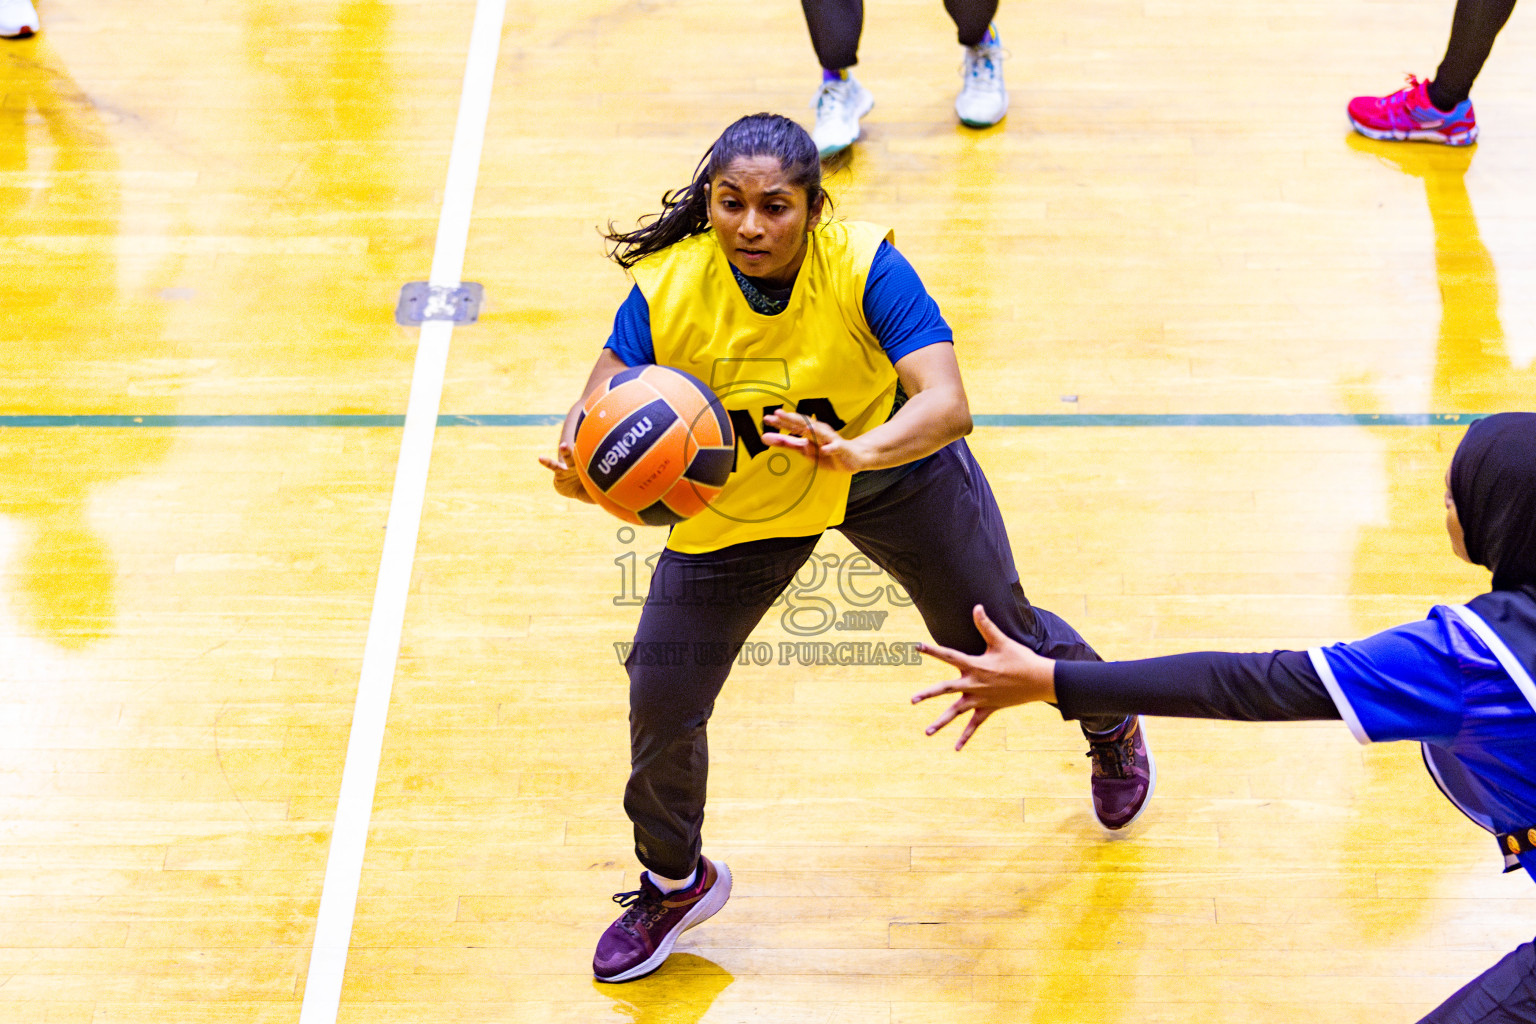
[863,241,953,364]
[603,285,655,366]
[1309,611,1472,744]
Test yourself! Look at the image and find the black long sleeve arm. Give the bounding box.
[1053,649,1341,723]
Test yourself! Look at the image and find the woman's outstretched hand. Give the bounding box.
[762,409,871,473]
[913,604,1058,751]
[538,441,596,503]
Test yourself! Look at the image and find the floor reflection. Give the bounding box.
[1345,133,1525,411]
[593,953,734,1024]
[0,41,171,648]
[1339,135,1520,946]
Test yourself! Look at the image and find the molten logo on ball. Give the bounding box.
[596,416,656,477]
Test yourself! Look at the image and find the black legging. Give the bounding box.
[1429,0,1518,109]
[801,0,1000,70]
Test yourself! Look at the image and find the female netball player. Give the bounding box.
[540,112,1154,983]
[914,412,1536,1024]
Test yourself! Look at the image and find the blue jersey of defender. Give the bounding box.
[1310,595,1536,880]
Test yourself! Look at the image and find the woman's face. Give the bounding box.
[707,155,822,288]
[1446,465,1471,563]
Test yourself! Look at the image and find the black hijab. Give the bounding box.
[1450,412,1536,592]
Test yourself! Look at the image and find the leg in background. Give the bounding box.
[946,0,1008,126]
[944,0,999,47]
[1430,0,1518,109]
[802,0,874,156]
[1345,0,1513,145]
[801,0,863,71]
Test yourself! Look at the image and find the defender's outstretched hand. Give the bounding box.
[913,604,1058,750]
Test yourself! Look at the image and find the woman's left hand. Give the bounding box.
[762,409,871,473]
[912,604,1058,751]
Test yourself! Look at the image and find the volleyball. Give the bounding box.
[572,365,736,525]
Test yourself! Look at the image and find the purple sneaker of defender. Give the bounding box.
[1348,75,1477,147]
[593,857,732,983]
[1087,716,1156,830]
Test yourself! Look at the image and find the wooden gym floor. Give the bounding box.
[2,0,1535,1021]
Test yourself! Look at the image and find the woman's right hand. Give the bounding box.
[538,441,596,503]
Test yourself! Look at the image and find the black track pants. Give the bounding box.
[801,0,1000,70]
[1430,0,1518,109]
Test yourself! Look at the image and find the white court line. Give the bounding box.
[298,1,508,1020]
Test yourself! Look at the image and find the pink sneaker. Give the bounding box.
[1348,75,1478,146]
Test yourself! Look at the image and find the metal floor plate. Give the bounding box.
[395,282,484,325]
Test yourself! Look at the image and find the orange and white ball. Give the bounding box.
[572,365,736,525]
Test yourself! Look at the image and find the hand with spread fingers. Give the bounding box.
[762,408,873,473]
[538,441,597,503]
[913,604,1058,750]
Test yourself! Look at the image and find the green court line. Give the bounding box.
[970,413,1488,427]
[0,413,1491,428]
[0,414,552,427]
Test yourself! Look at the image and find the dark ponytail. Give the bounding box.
[604,112,827,269]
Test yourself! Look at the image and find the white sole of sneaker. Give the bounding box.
[958,98,1008,129]
[1349,120,1478,147]
[958,113,1007,129]
[595,859,733,984]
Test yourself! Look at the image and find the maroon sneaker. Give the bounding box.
[592,857,732,983]
[1086,716,1156,830]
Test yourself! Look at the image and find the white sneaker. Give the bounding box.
[811,75,874,158]
[0,0,38,38]
[956,42,1008,127]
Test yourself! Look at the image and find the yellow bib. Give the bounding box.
[632,220,897,553]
